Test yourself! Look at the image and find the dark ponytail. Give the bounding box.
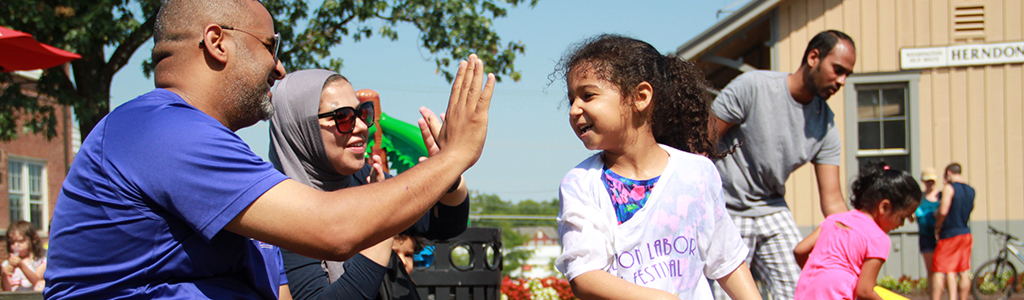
[849,161,922,211]
[553,34,723,158]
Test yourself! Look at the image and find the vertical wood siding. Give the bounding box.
[773,0,1023,229]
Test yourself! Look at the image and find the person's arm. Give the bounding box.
[934,184,955,239]
[405,198,469,240]
[275,247,294,300]
[279,285,294,300]
[708,73,753,143]
[717,262,762,300]
[360,156,396,266]
[226,56,494,261]
[392,108,471,240]
[710,114,736,143]
[702,166,758,300]
[6,254,44,288]
[814,164,849,216]
[569,270,678,300]
[794,226,822,269]
[854,258,884,300]
[419,107,469,208]
[22,258,45,289]
[282,249,388,300]
[1,261,12,291]
[360,238,395,267]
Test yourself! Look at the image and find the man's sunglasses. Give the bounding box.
[200,25,280,63]
[317,101,375,134]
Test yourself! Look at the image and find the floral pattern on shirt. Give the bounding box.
[601,168,659,224]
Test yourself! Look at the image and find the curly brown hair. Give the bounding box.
[554,34,724,158]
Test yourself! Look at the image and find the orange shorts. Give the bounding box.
[933,233,972,273]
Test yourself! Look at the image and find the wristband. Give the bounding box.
[447,176,462,193]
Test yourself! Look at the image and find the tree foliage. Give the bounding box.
[0,0,534,142]
[469,192,559,277]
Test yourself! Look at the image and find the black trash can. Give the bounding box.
[411,227,503,300]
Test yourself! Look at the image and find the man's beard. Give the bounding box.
[805,65,838,101]
[227,44,275,125]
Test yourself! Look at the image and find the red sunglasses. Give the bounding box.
[317,101,375,134]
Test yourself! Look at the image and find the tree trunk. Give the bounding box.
[70,43,113,142]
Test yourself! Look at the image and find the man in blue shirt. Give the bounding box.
[43,0,495,298]
[932,162,976,300]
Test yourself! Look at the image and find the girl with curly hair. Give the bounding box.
[554,34,760,300]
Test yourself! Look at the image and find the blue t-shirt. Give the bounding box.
[939,182,975,239]
[253,239,288,294]
[45,89,290,299]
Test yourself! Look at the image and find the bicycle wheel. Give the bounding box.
[972,258,1018,300]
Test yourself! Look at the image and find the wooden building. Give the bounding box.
[677,0,1023,278]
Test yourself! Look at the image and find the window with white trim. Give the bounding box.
[855,83,910,171]
[843,73,921,182]
[8,158,46,230]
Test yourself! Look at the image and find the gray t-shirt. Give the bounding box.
[712,71,841,217]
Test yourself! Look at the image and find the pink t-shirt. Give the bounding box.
[795,210,890,300]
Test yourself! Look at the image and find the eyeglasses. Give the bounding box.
[318,101,375,134]
[200,25,280,63]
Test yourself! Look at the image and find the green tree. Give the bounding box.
[469,191,559,277]
[0,0,534,142]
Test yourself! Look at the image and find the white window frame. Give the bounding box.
[843,72,921,182]
[7,156,48,232]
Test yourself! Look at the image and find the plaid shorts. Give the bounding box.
[712,210,802,300]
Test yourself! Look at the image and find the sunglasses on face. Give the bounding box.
[200,25,281,63]
[317,101,375,134]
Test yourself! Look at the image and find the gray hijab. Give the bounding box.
[269,69,354,192]
[269,69,360,282]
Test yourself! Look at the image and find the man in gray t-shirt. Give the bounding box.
[709,30,856,300]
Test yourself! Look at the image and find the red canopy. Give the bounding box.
[0,26,81,72]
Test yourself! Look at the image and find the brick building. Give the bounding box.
[0,70,78,244]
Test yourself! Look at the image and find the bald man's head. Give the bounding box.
[152,0,260,64]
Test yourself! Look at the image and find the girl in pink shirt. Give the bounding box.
[793,162,921,300]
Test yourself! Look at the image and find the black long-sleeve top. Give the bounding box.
[283,164,470,300]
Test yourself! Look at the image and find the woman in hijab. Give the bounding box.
[269,69,469,300]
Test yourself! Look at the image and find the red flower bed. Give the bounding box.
[501,276,576,300]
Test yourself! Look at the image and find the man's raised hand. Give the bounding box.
[435,54,494,170]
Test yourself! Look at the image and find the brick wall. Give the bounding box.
[0,95,74,254]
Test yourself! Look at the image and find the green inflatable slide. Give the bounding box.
[367,112,428,174]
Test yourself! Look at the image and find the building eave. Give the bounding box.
[674,0,783,60]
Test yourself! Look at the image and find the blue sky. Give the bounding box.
[108,0,747,202]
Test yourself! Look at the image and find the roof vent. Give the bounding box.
[953,5,985,42]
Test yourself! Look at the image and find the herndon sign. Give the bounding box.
[901,41,1024,69]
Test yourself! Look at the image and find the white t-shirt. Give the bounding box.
[556,145,748,299]
[4,256,45,291]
